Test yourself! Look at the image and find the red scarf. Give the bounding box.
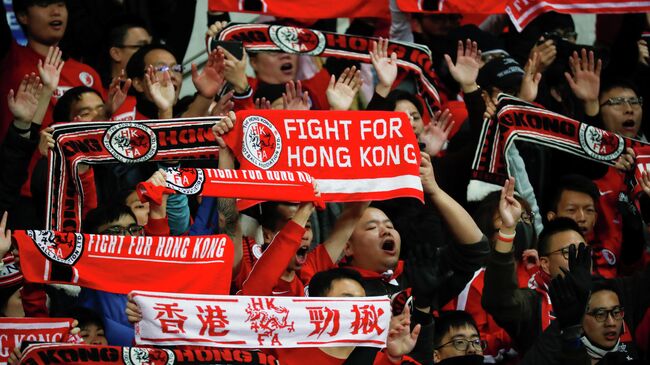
[19,343,280,365]
[396,0,506,14]
[137,168,324,209]
[348,261,405,284]
[222,110,423,203]
[213,24,442,111]
[0,318,74,364]
[505,0,650,32]
[527,269,554,330]
[208,0,389,18]
[14,230,233,295]
[471,95,647,189]
[46,118,220,232]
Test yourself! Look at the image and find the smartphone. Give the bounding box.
[213,40,244,60]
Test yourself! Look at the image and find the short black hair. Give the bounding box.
[107,16,149,48]
[125,43,177,80]
[589,277,622,306]
[599,78,640,99]
[69,306,105,330]
[548,174,599,215]
[385,90,424,116]
[434,310,480,348]
[308,268,364,297]
[83,205,137,234]
[52,86,103,123]
[259,201,298,231]
[537,217,583,256]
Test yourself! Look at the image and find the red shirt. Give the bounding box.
[270,348,419,365]
[0,41,104,141]
[109,95,138,121]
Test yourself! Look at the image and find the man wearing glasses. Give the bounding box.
[598,80,644,140]
[433,310,485,364]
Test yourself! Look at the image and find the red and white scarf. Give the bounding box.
[212,24,442,111]
[0,318,74,364]
[471,95,647,192]
[19,343,280,365]
[208,0,389,18]
[137,168,324,209]
[131,290,391,348]
[505,0,650,32]
[222,110,423,203]
[46,118,221,232]
[14,231,233,295]
[527,269,554,331]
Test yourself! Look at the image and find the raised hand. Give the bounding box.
[420,108,454,157]
[565,49,602,115]
[614,147,635,172]
[37,46,64,91]
[206,20,228,39]
[255,97,272,110]
[211,90,234,116]
[144,66,175,114]
[326,66,361,111]
[498,177,521,230]
[419,152,440,196]
[38,127,54,157]
[8,73,43,124]
[444,39,481,92]
[0,212,10,258]
[519,52,543,102]
[370,37,398,97]
[386,305,421,361]
[212,110,236,148]
[638,39,649,66]
[105,69,132,117]
[283,80,310,110]
[125,293,143,324]
[222,47,249,93]
[192,49,226,99]
[529,38,557,73]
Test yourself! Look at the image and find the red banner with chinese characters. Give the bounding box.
[221,110,423,203]
[208,0,389,19]
[505,0,650,32]
[15,231,233,295]
[132,291,391,348]
[0,318,74,364]
[633,146,650,199]
[19,343,281,365]
[396,0,506,14]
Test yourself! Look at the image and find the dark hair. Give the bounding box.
[52,86,103,123]
[548,174,599,215]
[599,78,640,100]
[258,201,298,231]
[69,306,105,330]
[589,277,622,304]
[434,310,480,347]
[83,205,137,234]
[308,268,364,297]
[0,284,22,316]
[12,0,67,35]
[537,217,583,256]
[385,90,424,116]
[125,44,177,80]
[107,16,149,48]
[472,191,533,243]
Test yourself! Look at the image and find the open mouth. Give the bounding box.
[622,120,636,130]
[604,331,618,341]
[381,239,396,254]
[295,246,309,265]
[280,62,294,74]
[50,21,63,28]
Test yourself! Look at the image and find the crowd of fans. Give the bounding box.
[1,0,650,364]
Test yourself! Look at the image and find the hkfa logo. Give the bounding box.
[165,167,205,195]
[601,248,617,266]
[579,124,625,161]
[27,230,84,265]
[79,72,94,87]
[242,115,282,169]
[269,26,326,56]
[103,123,158,163]
[245,297,295,346]
[122,347,174,365]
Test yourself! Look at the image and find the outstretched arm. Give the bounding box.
[419,152,482,244]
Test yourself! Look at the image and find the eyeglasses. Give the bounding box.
[436,338,486,352]
[600,97,643,109]
[586,306,625,322]
[547,30,578,42]
[99,224,145,236]
[545,242,585,260]
[153,64,184,74]
[521,211,535,225]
